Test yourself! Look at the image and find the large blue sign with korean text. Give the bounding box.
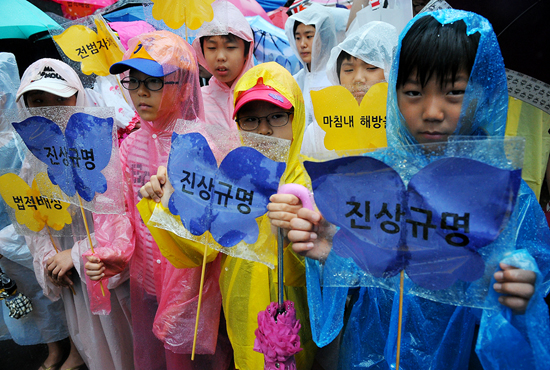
[12,113,114,202]
[167,132,286,248]
[305,156,522,290]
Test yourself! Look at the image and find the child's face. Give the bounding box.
[128,70,165,122]
[397,71,468,144]
[339,57,385,104]
[203,35,247,87]
[26,91,77,108]
[236,100,294,141]
[294,24,315,66]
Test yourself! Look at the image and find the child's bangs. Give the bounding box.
[397,17,480,88]
[336,51,354,78]
[200,34,250,56]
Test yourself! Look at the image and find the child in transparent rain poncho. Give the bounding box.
[301,21,398,154]
[138,62,318,370]
[285,3,339,127]
[15,58,134,370]
[85,31,232,370]
[0,53,70,370]
[192,0,255,132]
[283,10,550,369]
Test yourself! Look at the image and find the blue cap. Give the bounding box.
[109,59,166,77]
[110,42,166,77]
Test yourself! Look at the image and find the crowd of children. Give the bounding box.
[1,1,549,370]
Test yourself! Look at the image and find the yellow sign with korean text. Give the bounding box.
[311,83,388,151]
[53,18,124,76]
[0,173,72,232]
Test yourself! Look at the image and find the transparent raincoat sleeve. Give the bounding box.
[476,182,550,370]
[23,232,61,301]
[301,141,550,359]
[305,181,550,367]
[137,199,218,269]
[89,167,135,278]
[15,160,60,300]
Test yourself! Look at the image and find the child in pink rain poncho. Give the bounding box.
[192,0,255,131]
[86,31,232,370]
[16,58,134,370]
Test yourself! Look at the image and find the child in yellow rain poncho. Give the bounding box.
[137,62,316,370]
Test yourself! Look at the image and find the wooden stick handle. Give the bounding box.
[77,195,105,297]
[191,243,209,360]
[396,270,405,369]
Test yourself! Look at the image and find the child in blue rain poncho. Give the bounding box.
[285,10,550,369]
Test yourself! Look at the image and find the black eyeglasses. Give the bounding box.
[120,76,178,91]
[236,112,293,131]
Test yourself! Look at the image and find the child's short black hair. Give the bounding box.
[396,16,480,89]
[293,21,315,36]
[293,21,302,36]
[200,34,251,58]
[336,51,354,82]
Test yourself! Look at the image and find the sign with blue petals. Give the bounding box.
[305,156,522,290]
[12,113,114,202]
[167,132,286,248]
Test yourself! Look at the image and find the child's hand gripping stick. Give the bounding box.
[277,184,314,211]
[274,184,313,314]
[278,184,334,261]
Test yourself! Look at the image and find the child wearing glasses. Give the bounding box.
[138,62,318,369]
[233,80,294,140]
[85,31,232,370]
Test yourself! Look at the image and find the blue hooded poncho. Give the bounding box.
[304,10,550,370]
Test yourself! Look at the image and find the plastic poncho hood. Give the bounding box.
[285,4,338,127]
[118,31,204,131]
[192,0,254,81]
[325,21,398,86]
[234,61,306,185]
[387,10,509,148]
[0,53,20,110]
[191,0,254,131]
[284,4,338,75]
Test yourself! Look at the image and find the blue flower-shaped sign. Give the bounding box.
[304,156,522,290]
[12,113,114,202]
[167,132,286,248]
